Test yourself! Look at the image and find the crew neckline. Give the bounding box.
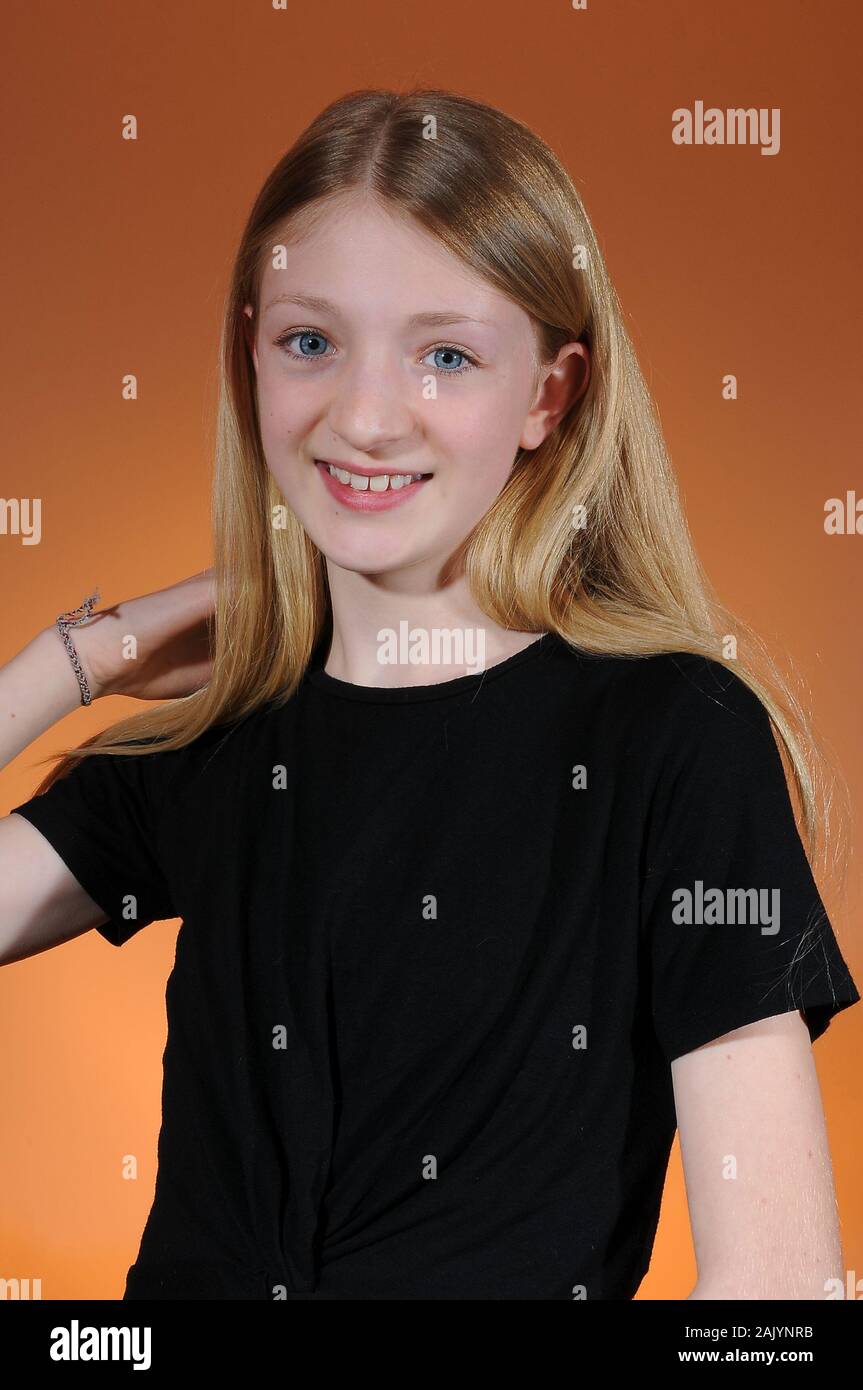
[304,632,556,703]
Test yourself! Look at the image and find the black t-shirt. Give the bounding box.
[11,633,859,1300]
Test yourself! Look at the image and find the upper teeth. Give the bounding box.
[325,464,425,492]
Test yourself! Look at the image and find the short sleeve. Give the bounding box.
[640,659,859,1063]
[10,740,178,947]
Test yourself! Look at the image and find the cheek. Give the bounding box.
[437,398,523,498]
[255,376,312,465]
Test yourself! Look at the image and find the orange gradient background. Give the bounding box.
[1,0,860,1300]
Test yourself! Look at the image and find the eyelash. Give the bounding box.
[273,328,479,377]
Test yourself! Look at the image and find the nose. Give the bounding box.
[324,352,417,455]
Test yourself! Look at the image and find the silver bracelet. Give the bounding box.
[56,589,101,706]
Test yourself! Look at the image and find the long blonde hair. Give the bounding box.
[33,86,846,883]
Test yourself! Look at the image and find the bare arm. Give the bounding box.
[1,625,91,769]
[1,572,214,966]
[674,1009,844,1299]
[1,814,112,963]
[0,626,114,963]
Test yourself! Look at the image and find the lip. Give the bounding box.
[315,459,432,512]
[319,458,425,478]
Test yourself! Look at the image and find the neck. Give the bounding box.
[322,560,541,687]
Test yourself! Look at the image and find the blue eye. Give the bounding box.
[423,345,478,376]
[275,329,333,361]
[273,328,479,376]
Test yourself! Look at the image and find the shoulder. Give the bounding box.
[547,639,776,770]
[104,695,292,793]
[620,650,769,729]
[551,638,769,724]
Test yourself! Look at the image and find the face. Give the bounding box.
[245,192,587,580]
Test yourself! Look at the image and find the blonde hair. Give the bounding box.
[33,86,847,887]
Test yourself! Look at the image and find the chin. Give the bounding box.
[316,533,429,576]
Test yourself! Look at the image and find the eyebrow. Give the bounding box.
[261,292,495,329]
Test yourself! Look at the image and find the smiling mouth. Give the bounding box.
[315,461,433,493]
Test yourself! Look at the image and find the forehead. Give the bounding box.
[256,194,528,335]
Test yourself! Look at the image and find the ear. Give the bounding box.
[519,342,590,451]
[243,304,258,372]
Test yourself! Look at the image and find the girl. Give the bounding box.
[2,87,858,1301]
